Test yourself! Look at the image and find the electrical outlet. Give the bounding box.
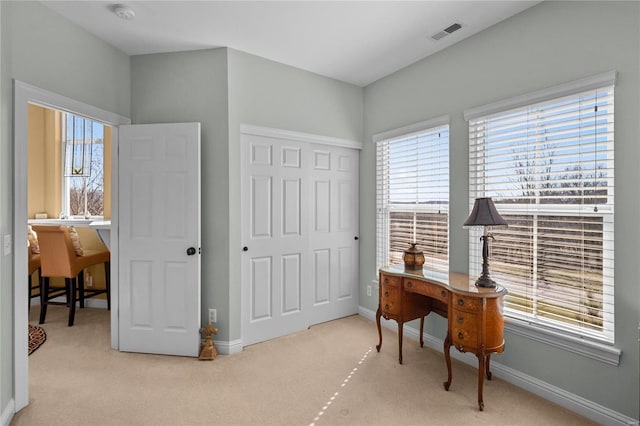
[367,285,372,297]
[3,234,12,256]
[208,308,217,323]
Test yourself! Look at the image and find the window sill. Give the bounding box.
[505,318,621,366]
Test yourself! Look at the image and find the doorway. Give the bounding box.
[13,80,130,411]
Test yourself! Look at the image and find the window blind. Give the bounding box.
[62,113,105,217]
[376,124,449,273]
[468,84,615,343]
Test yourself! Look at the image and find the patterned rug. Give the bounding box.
[29,324,47,355]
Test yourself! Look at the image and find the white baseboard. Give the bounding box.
[213,338,243,355]
[1,398,14,426]
[358,306,638,426]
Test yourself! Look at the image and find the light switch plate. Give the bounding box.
[3,234,12,256]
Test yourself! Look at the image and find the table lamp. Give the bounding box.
[464,197,508,288]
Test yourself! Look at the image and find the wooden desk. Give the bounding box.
[376,266,507,411]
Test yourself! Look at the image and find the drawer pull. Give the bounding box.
[441,290,447,298]
[384,278,389,284]
[384,304,390,310]
[406,281,412,288]
[384,291,389,297]
[457,298,465,307]
[457,332,464,340]
[457,316,464,323]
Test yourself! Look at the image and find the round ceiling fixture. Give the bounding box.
[112,4,136,21]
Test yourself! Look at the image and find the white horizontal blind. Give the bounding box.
[468,84,615,343]
[376,124,449,273]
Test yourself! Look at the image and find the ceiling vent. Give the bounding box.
[431,23,462,41]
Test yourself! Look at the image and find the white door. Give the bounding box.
[118,123,201,356]
[308,145,359,325]
[241,134,311,345]
[241,131,359,346]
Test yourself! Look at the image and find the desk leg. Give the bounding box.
[397,321,404,364]
[375,306,383,352]
[419,317,424,348]
[476,353,486,411]
[443,332,452,391]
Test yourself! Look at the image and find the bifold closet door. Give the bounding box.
[241,131,359,346]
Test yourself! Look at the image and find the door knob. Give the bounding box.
[243,246,248,252]
[186,247,196,256]
[354,236,359,240]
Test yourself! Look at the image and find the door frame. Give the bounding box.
[12,80,130,411]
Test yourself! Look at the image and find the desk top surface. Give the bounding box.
[380,264,507,297]
[28,219,111,229]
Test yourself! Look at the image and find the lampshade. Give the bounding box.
[464,197,508,227]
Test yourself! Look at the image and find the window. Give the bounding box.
[375,118,449,273]
[62,113,105,217]
[466,72,615,344]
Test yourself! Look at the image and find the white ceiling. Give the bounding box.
[41,1,540,87]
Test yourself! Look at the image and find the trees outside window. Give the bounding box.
[63,114,105,217]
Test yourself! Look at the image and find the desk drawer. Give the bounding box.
[404,279,449,303]
[381,285,400,316]
[380,274,401,288]
[451,310,480,350]
[380,273,401,316]
[453,294,482,312]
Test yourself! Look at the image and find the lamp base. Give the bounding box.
[474,274,497,289]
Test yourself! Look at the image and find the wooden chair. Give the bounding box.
[28,246,41,311]
[33,225,110,326]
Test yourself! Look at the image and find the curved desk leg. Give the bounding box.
[443,332,452,391]
[486,354,492,380]
[375,306,383,352]
[397,321,404,364]
[419,317,425,348]
[476,354,486,411]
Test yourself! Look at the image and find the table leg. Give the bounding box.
[397,321,404,364]
[78,270,85,309]
[486,354,492,380]
[375,306,383,352]
[476,354,486,411]
[443,332,452,391]
[419,316,424,348]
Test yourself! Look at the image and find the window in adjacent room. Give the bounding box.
[466,73,615,343]
[375,118,450,273]
[62,113,105,217]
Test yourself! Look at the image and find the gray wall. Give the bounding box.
[361,1,639,417]
[130,48,364,342]
[0,1,131,411]
[130,48,230,339]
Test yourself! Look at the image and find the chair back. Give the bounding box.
[28,246,40,275]
[32,226,77,279]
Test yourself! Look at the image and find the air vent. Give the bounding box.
[430,23,462,41]
[431,31,448,41]
[444,23,462,34]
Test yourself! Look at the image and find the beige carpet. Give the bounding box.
[14,306,595,425]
